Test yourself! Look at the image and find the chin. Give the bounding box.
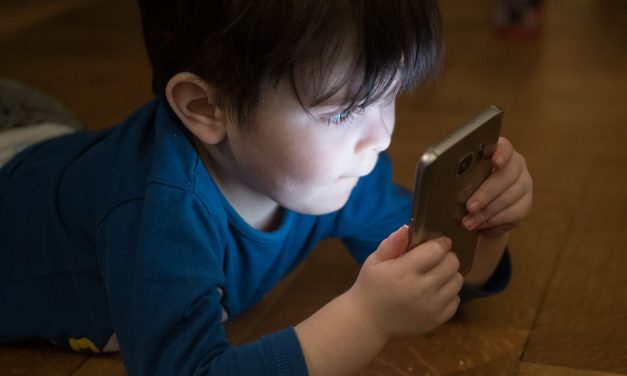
[291,191,353,215]
[299,204,345,216]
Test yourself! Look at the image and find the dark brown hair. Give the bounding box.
[138,0,444,126]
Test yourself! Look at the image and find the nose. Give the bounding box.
[355,101,394,154]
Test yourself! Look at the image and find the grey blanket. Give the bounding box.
[0,79,81,131]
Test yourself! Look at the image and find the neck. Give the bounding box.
[192,138,283,232]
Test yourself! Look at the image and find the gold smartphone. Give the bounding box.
[408,106,503,275]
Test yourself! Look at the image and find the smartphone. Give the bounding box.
[408,106,503,275]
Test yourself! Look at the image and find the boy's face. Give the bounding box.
[212,76,395,215]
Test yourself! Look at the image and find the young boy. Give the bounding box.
[0,0,532,375]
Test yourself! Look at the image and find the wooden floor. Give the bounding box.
[1,0,626,375]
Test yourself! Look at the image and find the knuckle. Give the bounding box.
[448,252,460,272]
[514,160,524,178]
[474,192,487,207]
[452,295,461,309]
[514,181,526,198]
[475,209,489,224]
[452,296,462,313]
[527,175,534,191]
[431,238,451,254]
[499,136,511,148]
[482,215,494,228]
[442,237,453,250]
[455,273,465,289]
[442,298,460,322]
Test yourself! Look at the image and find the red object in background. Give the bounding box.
[493,0,542,39]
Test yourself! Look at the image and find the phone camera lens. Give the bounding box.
[457,153,473,176]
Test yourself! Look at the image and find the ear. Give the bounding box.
[165,72,227,144]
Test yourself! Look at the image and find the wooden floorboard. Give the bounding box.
[0,345,88,376]
[0,0,89,37]
[1,0,626,375]
[72,355,126,376]
[521,154,627,373]
[518,363,627,376]
[0,0,152,130]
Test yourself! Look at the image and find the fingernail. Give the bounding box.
[389,225,407,241]
[443,237,452,248]
[463,217,475,229]
[468,201,480,212]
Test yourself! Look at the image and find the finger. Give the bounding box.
[423,251,460,287]
[475,192,533,230]
[468,149,529,214]
[463,172,529,230]
[492,137,514,169]
[466,154,522,214]
[371,225,409,264]
[404,237,452,273]
[437,271,464,298]
[439,295,461,324]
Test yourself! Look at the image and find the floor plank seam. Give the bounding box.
[518,162,597,364]
[68,356,91,376]
[517,231,571,364]
[519,361,627,376]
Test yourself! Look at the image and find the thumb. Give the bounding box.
[371,225,409,264]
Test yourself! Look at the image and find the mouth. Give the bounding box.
[339,176,360,184]
[338,156,378,185]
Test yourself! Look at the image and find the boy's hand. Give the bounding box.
[347,226,463,340]
[462,137,533,239]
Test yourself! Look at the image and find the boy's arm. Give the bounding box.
[97,192,308,376]
[295,293,387,376]
[464,233,509,288]
[296,227,462,376]
[460,235,512,303]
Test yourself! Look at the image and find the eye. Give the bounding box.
[327,109,357,127]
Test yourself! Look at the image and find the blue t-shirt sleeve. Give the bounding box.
[96,185,307,376]
[460,248,512,303]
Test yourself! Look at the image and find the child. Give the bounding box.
[0,0,533,375]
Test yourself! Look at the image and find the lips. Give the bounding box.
[337,154,379,180]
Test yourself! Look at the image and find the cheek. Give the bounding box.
[279,139,351,185]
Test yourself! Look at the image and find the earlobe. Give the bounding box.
[165,72,226,144]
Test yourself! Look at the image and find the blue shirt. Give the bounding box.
[0,97,510,375]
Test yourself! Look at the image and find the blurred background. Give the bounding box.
[1,0,626,375]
